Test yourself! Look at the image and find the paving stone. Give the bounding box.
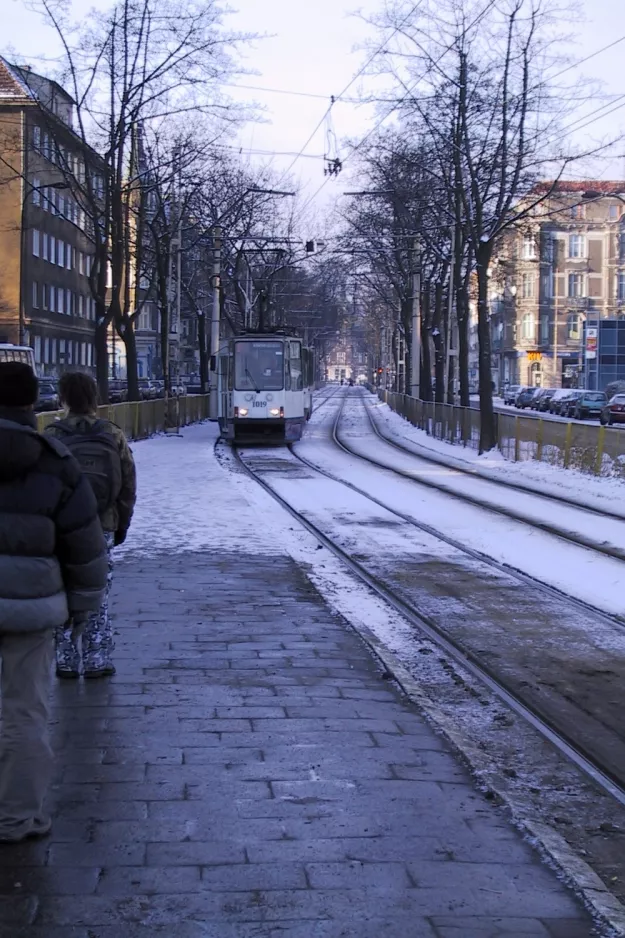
[24,550,592,935]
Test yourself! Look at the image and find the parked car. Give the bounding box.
[108,380,128,403]
[558,390,584,419]
[503,384,522,405]
[536,389,556,412]
[549,388,574,415]
[529,388,549,410]
[604,381,625,402]
[515,387,541,409]
[35,381,60,412]
[572,391,607,420]
[600,394,625,426]
[138,378,157,400]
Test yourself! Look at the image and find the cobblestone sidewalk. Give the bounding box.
[0,552,594,937]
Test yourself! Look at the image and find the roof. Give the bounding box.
[0,57,34,102]
[531,180,625,195]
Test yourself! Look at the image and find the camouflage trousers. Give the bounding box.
[55,532,115,673]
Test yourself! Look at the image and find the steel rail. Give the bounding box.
[232,432,625,810]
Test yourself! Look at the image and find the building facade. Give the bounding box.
[0,59,101,376]
[489,181,625,390]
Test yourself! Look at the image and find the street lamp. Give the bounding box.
[19,180,70,346]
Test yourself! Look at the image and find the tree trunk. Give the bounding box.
[476,243,497,453]
[95,310,109,404]
[456,283,470,408]
[420,289,432,401]
[122,320,139,403]
[433,282,445,403]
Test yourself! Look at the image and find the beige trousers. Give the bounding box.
[0,629,54,840]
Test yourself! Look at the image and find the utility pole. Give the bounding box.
[208,225,222,419]
[410,236,421,398]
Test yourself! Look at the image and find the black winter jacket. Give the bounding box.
[0,408,108,634]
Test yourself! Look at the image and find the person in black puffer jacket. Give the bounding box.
[0,362,107,844]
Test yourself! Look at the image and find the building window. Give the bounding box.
[542,236,554,263]
[32,179,41,205]
[32,282,39,308]
[66,245,73,271]
[522,234,536,259]
[567,313,581,341]
[57,240,64,267]
[568,234,585,258]
[32,229,40,257]
[49,285,55,312]
[66,289,72,315]
[610,205,620,221]
[521,314,535,341]
[571,203,586,220]
[42,234,49,262]
[49,236,56,264]
[521,273,534,298]
[33,126,41,151]
[618,272,625,302]
[568,273,585,297]
[78,295,84,317]
[540,315,549,343]
[49,339,56,363]
[34,336,42,363]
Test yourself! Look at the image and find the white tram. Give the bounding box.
[217,334,314,443]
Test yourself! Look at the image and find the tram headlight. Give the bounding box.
[269,408,280,416]
[239,407,249,417]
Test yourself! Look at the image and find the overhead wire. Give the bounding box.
[299,26,625,216]
[274,0,424,186]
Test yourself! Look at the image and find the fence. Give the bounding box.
[378,390,625,479]
[36,394,210,440]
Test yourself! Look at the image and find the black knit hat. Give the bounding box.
[0,362,39,407]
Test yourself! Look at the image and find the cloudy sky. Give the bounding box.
[3,0,625,214]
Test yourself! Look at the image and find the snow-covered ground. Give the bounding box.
[372,392,625,514]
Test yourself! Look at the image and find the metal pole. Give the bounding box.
[208,225,222,419]
[410,236,421,398]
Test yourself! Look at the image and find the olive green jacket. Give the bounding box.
[46,414,137,540]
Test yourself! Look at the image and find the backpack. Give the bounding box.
[53,419,122,514]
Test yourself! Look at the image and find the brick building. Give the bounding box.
[0,59,102,376]
[489,181,625,389]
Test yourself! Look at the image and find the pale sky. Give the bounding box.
[3,0,625,224]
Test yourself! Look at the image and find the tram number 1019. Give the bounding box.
[253,401,267,408]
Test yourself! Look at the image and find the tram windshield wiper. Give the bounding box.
[245,366,260,393]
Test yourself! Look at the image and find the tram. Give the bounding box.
[216,333,314,443]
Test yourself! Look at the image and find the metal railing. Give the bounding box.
[378,390,625,479]
[36,394,210,440]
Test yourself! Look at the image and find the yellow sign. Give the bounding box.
[527,351,542,362]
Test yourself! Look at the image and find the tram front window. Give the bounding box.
[235,342,284,391]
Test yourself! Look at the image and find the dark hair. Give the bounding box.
[0,362,38,408]
[58,372,99,415]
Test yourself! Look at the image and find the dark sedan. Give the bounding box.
[600,394,625,426]
[35,382,60,412]
[515,387,541,409]
[536,389,556,412]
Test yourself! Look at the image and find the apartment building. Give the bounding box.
[0,59,102,376]
[489,181,625,389]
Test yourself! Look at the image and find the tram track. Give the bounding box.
[339,389,625,567]
[367,391,625,524]
[231,394,625,814]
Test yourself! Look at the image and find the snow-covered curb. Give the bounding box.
[369,392,625,517]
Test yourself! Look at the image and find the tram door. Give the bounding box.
[218,352,231,430]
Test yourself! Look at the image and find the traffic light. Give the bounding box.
[305,240,315,253]
[377,367,383,374]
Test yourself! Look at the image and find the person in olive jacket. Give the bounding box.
[0,362,107,844]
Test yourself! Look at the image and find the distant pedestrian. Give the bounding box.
[0,362,107,843]
[46,372,136,678]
